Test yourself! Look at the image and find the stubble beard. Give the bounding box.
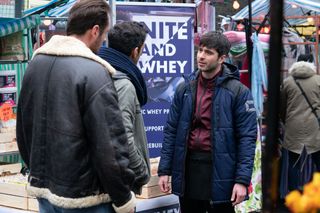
[200,62,219,73]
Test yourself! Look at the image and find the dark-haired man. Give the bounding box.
[158,31,257,213]
[17,1,135,213]
[99,21,150,195]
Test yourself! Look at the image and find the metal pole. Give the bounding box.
[37,25,40,50]
[246,0,252,89]
[262,0,283,212]
[109,0,116,27]
[315,16,319,74]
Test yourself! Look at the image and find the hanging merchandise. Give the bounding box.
[195,0,215,36]
[235,33,266,213]
[251,33,268,117]
[235,128,262,213]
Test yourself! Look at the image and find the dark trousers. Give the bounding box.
[287,150,320,191]
[180,151,235,213]
[179,197,235,213]
[38,198,116,213]
[312,150,320,171]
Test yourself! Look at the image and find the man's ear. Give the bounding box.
[130,47,139,60]
[219,55,226,64]
[91,25,100,38]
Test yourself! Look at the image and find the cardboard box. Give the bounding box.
[150,157,160,176]
[136,175,171,199]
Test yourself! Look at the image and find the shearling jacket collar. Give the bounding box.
[33,35,116,75]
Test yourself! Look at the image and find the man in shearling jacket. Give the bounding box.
[158,32,257,213]
[16,1,136,213]
[98,21,151,195]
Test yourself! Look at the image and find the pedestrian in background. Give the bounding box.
[98,21,151,195]
[158,31,257,213]
[280,56,320,197]
[297,54,314,63]
[16,1,136,213]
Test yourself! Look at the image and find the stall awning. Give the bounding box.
[23,0,70,17]
[0,15,41,38]
[232,0,320,25]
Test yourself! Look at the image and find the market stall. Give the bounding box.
[221,1,320,212]
[224,0,320,72]
[0,13,40,212]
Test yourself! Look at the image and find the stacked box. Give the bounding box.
[0,162,21,176]
[0,174,38,211]
[137,157,171,199]
[0,131,18,154]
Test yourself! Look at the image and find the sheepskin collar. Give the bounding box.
[33,35,115,75]
[289,61,316,79]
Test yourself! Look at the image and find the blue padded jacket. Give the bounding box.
[158,62,257,203]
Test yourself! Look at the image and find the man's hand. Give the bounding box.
[231,183,247,206]
[158,175,170,193]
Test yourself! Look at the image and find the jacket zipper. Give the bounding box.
[210,87,219,203]
[181,80,196,196]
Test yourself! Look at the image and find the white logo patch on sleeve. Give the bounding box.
[245,100,256,112]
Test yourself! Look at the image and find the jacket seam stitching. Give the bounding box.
[84,82,113,109]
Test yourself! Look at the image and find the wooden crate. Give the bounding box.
[0,174,38,211]
[28,197,39,211]
[0,162,21,175]
[150,157,160,176]
[0,141,18,153]
[0,179,28,197]
[0,126,16,133]
[0,132,16,143]
[0,179,28,210]
[0,194,38,212]
[136,175,171,199]
[0,193,28,210]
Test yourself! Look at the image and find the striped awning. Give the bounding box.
[232,0,320,25]
[0,15,41,38]
[23,0,72,17]
[46,0,76,17]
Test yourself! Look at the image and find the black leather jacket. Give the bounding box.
[17,53,135,210]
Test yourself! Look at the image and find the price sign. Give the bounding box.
[0,103,14,121]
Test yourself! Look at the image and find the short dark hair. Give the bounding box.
[297,54,314,63]
[199,31,231,57]
[67,0,110,36]
[108,21,148,56]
